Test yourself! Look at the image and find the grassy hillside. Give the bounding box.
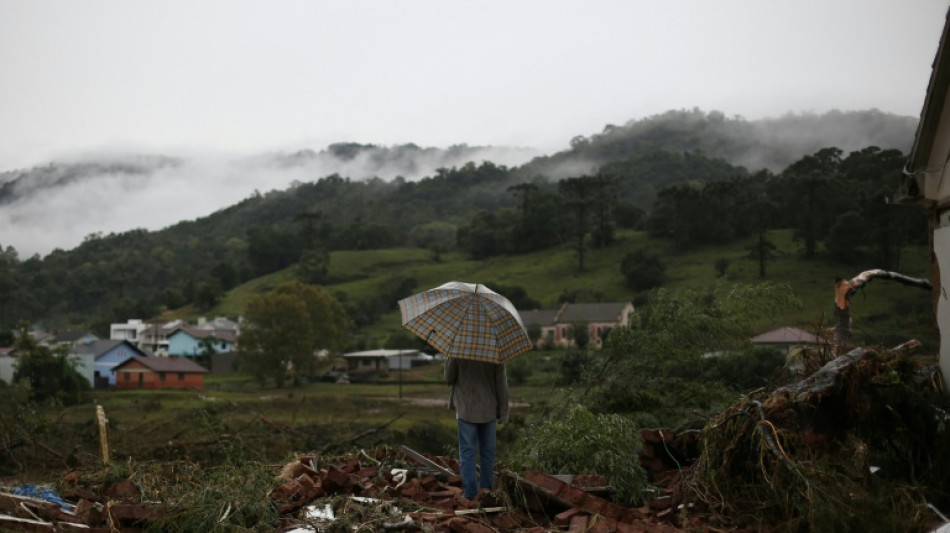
[199,228,937,354]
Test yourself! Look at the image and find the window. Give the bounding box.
[178,372,185,381]
[124,373,130,381]
[160,372,166,382]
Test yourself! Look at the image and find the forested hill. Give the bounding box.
[515,108,918,181]
[0,108,923,337]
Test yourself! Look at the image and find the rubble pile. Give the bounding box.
[0,443,706,532]
[268,447,688,532]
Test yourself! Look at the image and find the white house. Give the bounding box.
[110,319,147,344]
[895,6,950,391]
[342,349,431,373]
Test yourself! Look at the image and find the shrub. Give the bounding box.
[620,249,666,291]
[506,403,648,505]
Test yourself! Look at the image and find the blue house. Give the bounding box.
[70,339,151,388]
[167,326,236,358]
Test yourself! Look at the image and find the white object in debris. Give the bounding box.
[869,466,880,474]
[930,523,950,533]
[282,504,336,533]
[304,504,335,521]
[391,468,408,489]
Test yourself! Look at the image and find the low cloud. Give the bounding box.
[0,144,538,258]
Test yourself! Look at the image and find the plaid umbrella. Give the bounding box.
[397,281,533,364]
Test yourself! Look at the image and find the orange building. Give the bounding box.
[113,356,209,390]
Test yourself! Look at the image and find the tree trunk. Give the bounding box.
[833,269,932,347]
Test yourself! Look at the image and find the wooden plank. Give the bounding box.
[398,445,454,477]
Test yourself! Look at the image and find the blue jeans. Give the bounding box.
[457,418,496,499]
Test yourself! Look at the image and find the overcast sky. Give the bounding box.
[1,0,948,171]
[1,1,949,257]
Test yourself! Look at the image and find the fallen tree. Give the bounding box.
[681,340,950,532]
[834,269,933,347]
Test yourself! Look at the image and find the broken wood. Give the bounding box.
[398,445,455,477]
[95,405,109,464]
[833,269,931,346]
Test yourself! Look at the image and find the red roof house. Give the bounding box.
[113,356,209,390]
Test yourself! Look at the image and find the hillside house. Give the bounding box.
[113,356,209,390]
[110,319,147,345]
[167,326,236,358]
[895,6,950,391]
[137,320,186,356]
[193,316,241,336]
[69,339,151,388]
[751,327,829,354]
[520,302,635,349]
[342,349,432,373]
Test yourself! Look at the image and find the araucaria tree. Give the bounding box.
[239,281,351,387]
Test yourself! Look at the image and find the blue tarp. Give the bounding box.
[11,483,71,510]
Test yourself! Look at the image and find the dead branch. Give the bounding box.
[834,269,932,346]
[318,415,404,455]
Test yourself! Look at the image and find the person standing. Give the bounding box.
[444,357,509,500]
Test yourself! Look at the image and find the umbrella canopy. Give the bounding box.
[397,281,533,364]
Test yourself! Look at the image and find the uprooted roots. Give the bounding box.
[684,346,950,532]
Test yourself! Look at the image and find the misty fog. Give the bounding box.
[0,144,537,258]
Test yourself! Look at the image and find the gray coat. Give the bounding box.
[444,358,509,424]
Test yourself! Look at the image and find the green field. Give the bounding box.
[202,228,937,352]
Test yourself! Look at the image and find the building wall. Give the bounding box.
[168,332,202,357]
[168,332,233,357]
[934,220,950,389]
[95,344,141,387]
[0,357,15,383]
[115,360,204,390]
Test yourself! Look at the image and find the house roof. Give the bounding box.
[556,302,632,324]
[519,309,559,326]
[113,356,209,373]
[170,326,237,343]
[343,349,424,358]
[908,7,950,177]
[71,339,150,358]
[50,330,99,343]
[751,327,825,345]
[141,322,176,335]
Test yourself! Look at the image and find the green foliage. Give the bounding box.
[507,403,647,505]
[408,221,457,258]
[558,349,591,385]
[404,420,456,456]
[507,356,533,385]
[714,258,730,278]
[238,281,352,387]
[12,331,90,406]
[700,347,787,392]
[620,249,666,291]
[488,283,540,311]
[137,460,280,533]
[296,248,330,284]
[583,283,802,426]
[193,277,222,311]
[569,322,590,350]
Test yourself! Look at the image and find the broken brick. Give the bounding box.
[554,506,584,525]
[569,514,590,532]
